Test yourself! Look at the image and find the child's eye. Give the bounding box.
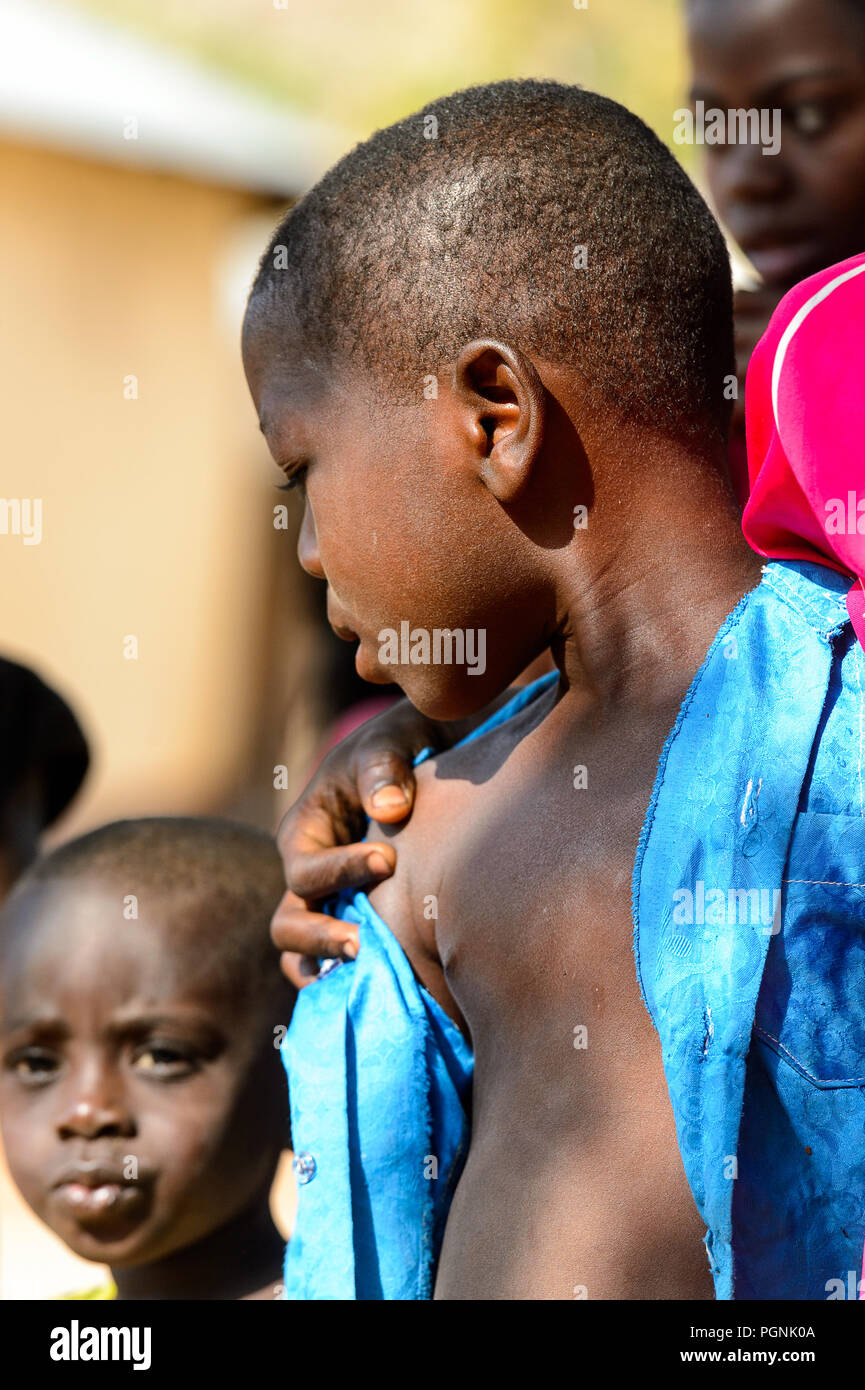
[131,1043,199,1079]
[7,1048,61,1085]
[277,462,309,492]
[788,102,831,138]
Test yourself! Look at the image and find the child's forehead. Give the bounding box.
[689,0,858,56]
[0,878,244,1023]
[258,395,314,457]
[244,308,363,422]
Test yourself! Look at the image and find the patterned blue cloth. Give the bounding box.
[282,680,546,1299]
[283,560,865,1300]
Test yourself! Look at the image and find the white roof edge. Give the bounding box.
[0,0,336,195]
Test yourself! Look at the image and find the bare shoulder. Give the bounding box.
[365,756,461,1023]
[365,733,506,1031]
[366,680,558,1028]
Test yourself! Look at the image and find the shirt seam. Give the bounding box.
[761,567,849,639]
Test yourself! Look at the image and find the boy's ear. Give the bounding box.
[453,340,545,503]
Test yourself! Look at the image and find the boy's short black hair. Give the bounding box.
[15,817,289,1008]
[248,79,734,448]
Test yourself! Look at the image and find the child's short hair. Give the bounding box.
[13,816,287,1007]
[248,79,734,449]
[0,817,292,1293]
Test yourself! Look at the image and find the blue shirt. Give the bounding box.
[283,560,865,1300]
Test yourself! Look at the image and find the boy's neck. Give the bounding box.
[111,1190,284,1302]
[548,459,763,714]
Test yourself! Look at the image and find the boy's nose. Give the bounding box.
[713,142,789,207]
[297,501,325,579]
[56,1075,135,1141]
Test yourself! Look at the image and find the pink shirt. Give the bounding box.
[742,251,865,650]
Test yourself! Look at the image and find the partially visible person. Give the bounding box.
[686,0,865,489]
[0,658,89,902]
[247,79,865,1300]
[0,818,294,1300]
[269,243,865,1300]
[271,0,865,975]
[742,250,865,646]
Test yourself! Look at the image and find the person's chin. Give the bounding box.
[354,642,396,685]
[354,639,504,718]
[48,1184,156,1261]
[398,670,500,723]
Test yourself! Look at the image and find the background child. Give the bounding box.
[0,657,89,904]
[0,817,294,1300]
[685,0,865,488]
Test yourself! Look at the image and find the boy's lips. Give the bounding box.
[739,234,822,285]
[326,592,359,644]
[52,1162,152,1228]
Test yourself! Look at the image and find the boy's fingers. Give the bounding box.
[356,755,417,822]
[279,951,322,990]
[282,840,397,902]
[271,890,361,961]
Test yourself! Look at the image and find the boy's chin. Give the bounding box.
[56,1220,152,1268]
[354,640,504,720]
[396,671,503,723]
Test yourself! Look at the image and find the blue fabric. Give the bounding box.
[282,676,554,1300]
[283,561,865,1300]
[281,892,473,1299]
[634,559,865,1300]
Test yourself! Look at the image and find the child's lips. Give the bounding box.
[54,1181,151,1234]
[52,1166,152,1227]
[325,591,359,643]
[740,235,821,285]
[57,1181,127,1210]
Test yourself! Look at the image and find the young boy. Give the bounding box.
[245,80,865,1299]
[0,817,294,1300]
[685,0,865,486]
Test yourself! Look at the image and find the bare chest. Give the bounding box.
[431,737,658,1053]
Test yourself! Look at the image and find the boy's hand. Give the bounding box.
[272,698,441,988]
[271,689,524,987]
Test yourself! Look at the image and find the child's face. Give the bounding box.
[0,877,287,1268]
[244,329,552,721]
[687,0,865,285]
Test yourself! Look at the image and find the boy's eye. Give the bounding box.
[7,1047,61,1085]
[131,1043,200,1079]
[787,102,832,138]
[277,462,309,492]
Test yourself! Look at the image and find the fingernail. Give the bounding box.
[370,784,409,810]
[366,850,391,876]
[341,940,359,961]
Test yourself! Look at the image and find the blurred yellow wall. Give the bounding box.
[0,137,314,836]
[0,135,317,1299]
